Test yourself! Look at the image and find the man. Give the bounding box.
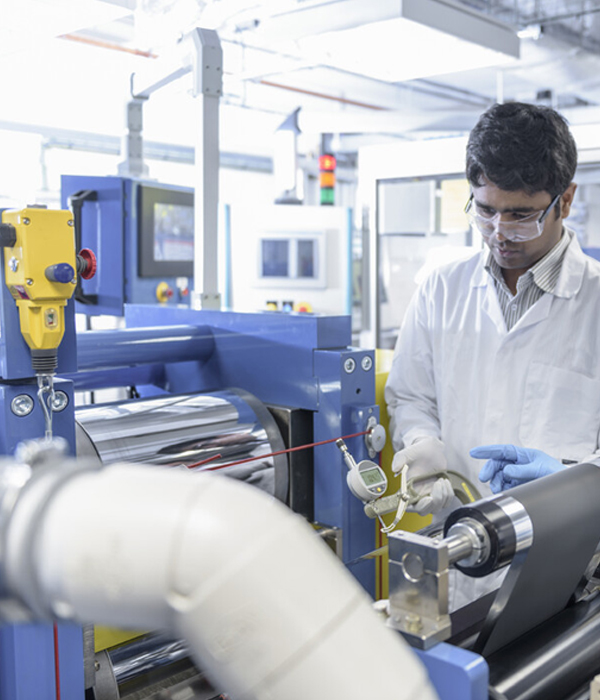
[385,101,600,522]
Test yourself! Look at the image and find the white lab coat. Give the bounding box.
[385,231,600,608]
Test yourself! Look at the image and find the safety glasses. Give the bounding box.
[465,192,561,242]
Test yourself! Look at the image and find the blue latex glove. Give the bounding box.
[470,444,565,493]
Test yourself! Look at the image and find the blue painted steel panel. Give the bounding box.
[61,175,127,316]
[345,208,353,316]
[0,380,76,455]
[60,176,193,315]
[56,625,85,699]
[124,306,350,410]
[125,306,351,351]
[0,623,84,700]
[415,642,489,700]
[65,364,166,392]
[313,348,378,593]
[0,624,57,700]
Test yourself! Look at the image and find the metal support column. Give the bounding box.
[190,28,222,310]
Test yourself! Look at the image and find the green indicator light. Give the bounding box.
[320,188,335,206]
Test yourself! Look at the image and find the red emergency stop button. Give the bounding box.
[77,248,97,280]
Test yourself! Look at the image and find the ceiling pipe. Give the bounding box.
[60,32,157,58]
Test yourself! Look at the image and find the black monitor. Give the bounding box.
[138,185,194,278]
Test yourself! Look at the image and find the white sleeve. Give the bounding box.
[384,276,441,452]
[578,454,600,467]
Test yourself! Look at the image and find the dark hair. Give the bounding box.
[466,102,577,199]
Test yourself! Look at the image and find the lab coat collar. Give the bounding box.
[553,228,585,299]
[471,251,490,289]
[470,227,585,299]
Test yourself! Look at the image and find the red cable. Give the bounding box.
[186,430,370,471]
[188,453,223,467]
[53,623,61,700]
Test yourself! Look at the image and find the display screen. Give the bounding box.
[361,467,384,487]
[154,203,194,262]
[138,184,194,278]
[261,239,289,277]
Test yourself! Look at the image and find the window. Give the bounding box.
[261,239,290,277]
[257,232,326,288]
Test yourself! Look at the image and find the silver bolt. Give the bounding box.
[67,219,74,227]
[51,391,69,412]
[26,278,34,286]
[344,358,356,374]
[405,613,423,633]
[11,394,34,417]
[361,356,373,371]
[22,217,30,225]
[8,257,18,272]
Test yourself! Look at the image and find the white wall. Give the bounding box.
[229,204,351,315]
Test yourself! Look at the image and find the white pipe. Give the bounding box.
[5,464,439,700]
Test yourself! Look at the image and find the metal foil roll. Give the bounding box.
[95,633,219,700]
[75,388,288,501]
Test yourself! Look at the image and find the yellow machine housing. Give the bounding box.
[2,208,77,352]
[375,349,431,599]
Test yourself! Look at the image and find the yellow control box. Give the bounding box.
[2,208,77,352]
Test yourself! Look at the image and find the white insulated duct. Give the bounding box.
[3,462,439,700]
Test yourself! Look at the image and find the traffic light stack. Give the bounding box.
[319,154,336,205]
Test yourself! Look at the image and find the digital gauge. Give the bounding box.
[336,437,388,503]
[347,460,388,502]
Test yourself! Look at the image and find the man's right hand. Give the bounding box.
[392,437,454,515]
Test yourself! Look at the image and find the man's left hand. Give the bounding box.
[470,444,565,493]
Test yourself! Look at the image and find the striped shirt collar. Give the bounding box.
[484,228,572,296]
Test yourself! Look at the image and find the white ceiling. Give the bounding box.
[3,0,600,159]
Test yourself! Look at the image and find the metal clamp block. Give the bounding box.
[387,529,452,649]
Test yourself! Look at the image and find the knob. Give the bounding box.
[156,281,173,303]
[45,263,75,283]
[76,248,97,280]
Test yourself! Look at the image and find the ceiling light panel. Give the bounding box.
[0,0,131,55]
[257,0,520,83]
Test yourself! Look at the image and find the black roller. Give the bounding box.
[478,463,600,656]
[488,592,600,700]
